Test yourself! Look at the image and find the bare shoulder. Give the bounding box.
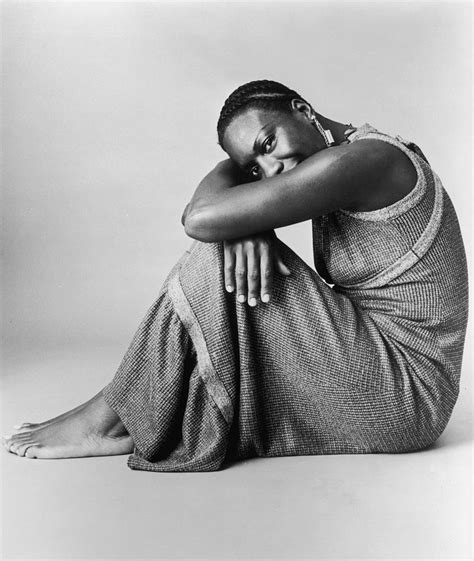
[341,138,418,213]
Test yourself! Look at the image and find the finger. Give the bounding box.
[274,252,291,276]
[223,242,236,293]
[246,243,260,307]
[235,245,247,303]
[260,244,273,303]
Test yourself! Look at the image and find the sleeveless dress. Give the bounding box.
[103,123,469,472]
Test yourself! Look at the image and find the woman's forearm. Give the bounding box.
[188,159,242,208]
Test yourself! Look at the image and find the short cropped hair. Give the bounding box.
[217,79,308,148]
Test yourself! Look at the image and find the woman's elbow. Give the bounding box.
[184,209,222,243]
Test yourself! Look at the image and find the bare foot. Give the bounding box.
[2,392,134,459]
[12,392,101,433]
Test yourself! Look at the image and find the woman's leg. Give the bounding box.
[2,239,447,465]
[172,240,448,461]
[99,239,424,472]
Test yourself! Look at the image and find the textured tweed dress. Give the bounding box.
[103,123,469,472]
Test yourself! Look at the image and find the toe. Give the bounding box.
[17,441,38,457]
[11,431,32,442]
[14,423,36,432]
[2,436,15,452]
[4,432,31,453]
[10,439,28,455]
[25,445,40,459]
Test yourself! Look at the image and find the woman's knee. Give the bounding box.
[179,241,224,291]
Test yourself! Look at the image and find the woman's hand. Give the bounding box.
[223,231,291,306]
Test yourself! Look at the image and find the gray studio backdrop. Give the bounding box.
[2,2,472,357]
[1,3,473,560]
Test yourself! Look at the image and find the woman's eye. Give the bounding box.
[263,135,275,153]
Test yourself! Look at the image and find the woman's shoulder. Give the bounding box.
[340,124,420,213]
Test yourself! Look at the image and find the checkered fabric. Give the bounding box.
[103,124,468,472]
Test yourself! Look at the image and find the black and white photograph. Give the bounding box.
[1,1,472,560]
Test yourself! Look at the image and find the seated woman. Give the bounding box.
[3,80,468,472]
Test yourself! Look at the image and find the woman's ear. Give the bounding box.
[291,99,315,121]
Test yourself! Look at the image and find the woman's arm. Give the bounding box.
[184,139,417,242]
[183,160,292,305]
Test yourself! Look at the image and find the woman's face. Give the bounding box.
[222,104,325,181]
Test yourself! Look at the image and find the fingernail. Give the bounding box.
[238,295,246,303]
[226,285,234,293]
[262,293,270,303]
[3,435,11,440]
[13,425,22,430]
[249,297,257,307]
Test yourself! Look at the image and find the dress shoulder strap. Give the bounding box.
[346,123,430,164]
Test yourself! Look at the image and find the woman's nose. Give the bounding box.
[258,157,284,178]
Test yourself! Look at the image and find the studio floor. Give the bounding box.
[1,343,472,561]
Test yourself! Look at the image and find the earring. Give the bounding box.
[311,115,336,147]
